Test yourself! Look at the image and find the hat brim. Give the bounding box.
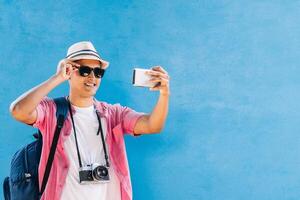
[68,55,109,69]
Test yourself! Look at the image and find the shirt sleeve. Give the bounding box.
[112,104,146,136]
[31,97,52,130]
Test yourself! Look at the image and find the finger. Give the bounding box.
[66,63,79,72]
[149,87,160,91]
[65,63,73,68]
[148,74,169,80]
[149,85,163,91]
[66,64,78,75]
[149,77,169,85]
[69,67,78,75]
[151,66,168,74]
[65,59,80,67]
[70,61,81,67]
[146,71,169,79]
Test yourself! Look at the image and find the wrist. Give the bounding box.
[160,91,170,96]
[50,74,65,85]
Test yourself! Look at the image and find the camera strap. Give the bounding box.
[67,97,110,169]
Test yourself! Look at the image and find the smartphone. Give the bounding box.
[132,68,156,88]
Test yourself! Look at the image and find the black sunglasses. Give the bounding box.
[75,66,105,78]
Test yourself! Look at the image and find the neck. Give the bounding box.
[68,92,94,107]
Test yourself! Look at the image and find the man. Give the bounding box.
[9,41,170,200]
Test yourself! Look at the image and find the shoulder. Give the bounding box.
[42,96,54,103]
[37,96,56,110]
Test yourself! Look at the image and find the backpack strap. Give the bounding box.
[3,177,10,200]
[39,97,69,196]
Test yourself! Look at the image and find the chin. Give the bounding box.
[84,89,98,97]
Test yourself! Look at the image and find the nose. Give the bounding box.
[87,70,96,78]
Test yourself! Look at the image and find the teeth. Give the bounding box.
[85,83,95,87]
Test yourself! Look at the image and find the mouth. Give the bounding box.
[84,82,96,88]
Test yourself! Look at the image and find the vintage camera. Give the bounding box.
[79,163,110,184]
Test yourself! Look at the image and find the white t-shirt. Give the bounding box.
[60,104,121,200]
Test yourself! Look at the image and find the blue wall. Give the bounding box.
[1,1,300,199]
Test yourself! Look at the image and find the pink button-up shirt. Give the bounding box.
[32,96,145,200]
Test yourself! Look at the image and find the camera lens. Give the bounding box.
[92,165,108,180]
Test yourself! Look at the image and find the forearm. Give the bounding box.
[10,75,62,117]
[148,93,169,132]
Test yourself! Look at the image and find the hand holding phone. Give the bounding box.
[132,68,157,88]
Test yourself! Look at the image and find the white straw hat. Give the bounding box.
[65,41,109,69]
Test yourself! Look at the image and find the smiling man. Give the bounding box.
[9,41,170,200]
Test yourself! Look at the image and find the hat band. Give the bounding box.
[66,52,101,60]
[67,49,100,57]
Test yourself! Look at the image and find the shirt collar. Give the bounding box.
[93,98,107,118]
[64,96,107,118]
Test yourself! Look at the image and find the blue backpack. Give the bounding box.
[3,97,69,200]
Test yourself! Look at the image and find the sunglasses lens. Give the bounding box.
[78,66,105,78]
[94,68,105,78]
[79,66,92,77]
